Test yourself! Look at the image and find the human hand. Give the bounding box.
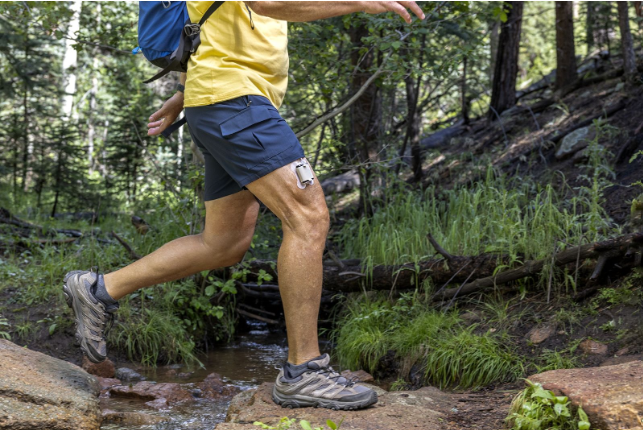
[147,92,184,136]
[362,1,425,24]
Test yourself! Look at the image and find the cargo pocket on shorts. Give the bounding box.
[219,106,290,169]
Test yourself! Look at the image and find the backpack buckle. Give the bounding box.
[184,23,201,37]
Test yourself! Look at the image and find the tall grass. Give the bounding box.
[337,166,616,291]
[333,294,523,389]
[0,192,236,366]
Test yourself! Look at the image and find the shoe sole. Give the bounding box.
[63,271,106,364]
[272,387,377,411]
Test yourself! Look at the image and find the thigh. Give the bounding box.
[244,159,327,232]
[202,190,260,244]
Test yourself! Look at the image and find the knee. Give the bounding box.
[285,200,330,245]
[200,230,254,267]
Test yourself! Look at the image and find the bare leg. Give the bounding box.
[246,161,329,365]
[104,190,259,300]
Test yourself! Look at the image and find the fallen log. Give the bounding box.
[241,233,643,300]
[433,232,643,301]
[0,207,83,237]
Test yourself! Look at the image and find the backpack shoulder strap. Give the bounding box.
[199,1,225,26]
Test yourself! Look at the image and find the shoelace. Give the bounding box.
[315,366,357,387]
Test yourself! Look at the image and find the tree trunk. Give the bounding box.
[350,23,382,211]
[461,56,469,125]
[586,2,596,52]
[488,1,524,121]
[61,1,82,119]
[617,1,638,82]
[489,20,500,83]
[555,1,577,90]
[635,1,642,28]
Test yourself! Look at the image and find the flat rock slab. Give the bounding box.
[530,361,643,430]
[224,383,451,430]
[0,339,101,430]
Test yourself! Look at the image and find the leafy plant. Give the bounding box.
[0,316,10,340]
[506,380,590,430]
[253,417,343,430]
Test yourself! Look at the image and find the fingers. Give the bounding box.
[149,106,167,123]
[399,1,425,21]
[147,119,166,136]
[387,2,412,23]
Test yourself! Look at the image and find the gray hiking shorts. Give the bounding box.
[185,95,305,201]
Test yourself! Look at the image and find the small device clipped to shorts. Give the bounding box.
[291,158,314,189]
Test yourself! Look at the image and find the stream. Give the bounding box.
[100,322,288,430]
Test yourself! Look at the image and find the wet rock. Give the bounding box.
[177,371,194,379]
[526,324,556,344]
[145,398,169,410]
[0,339,101,429]
[101,409,170,425]
[109,381,193,404]
[96,377,122,391]
[530,361,643,430]
[555,126,595,159]
[198,372,241,400]
[224,383,452,430]
[115,367,144,382]
[82,356,115,378]
[579,339,608,355]
[341,369,374,383]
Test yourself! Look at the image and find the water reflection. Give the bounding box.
[100,323,288,430]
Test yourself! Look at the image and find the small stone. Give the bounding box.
[115,367,145,382]
[82,356,115,378]
[526,324,556,344]
[109,381,192,404]
[177,371,194,379]
[198,372,240,400]
[579,339,608,356]
[95,376,121,391]
[102,410,170,425]
[145,398,168,410]
[556,126,594,159]
[340,369,375,383]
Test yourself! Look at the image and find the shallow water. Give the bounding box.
[100,324,288,430]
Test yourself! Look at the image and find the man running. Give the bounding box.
[64,1,424,411]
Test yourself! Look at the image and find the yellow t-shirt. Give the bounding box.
[184,1,289,109]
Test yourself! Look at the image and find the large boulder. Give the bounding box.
[530,361,643,430]
[223,382,451,430]
[0,339,101,430]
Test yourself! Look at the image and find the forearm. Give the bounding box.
[180,72,186,86]
[245,1,366,22]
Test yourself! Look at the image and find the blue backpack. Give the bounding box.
[135,1,224,84]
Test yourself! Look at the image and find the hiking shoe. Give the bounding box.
[272,354,378,410]
[63,270,118,363]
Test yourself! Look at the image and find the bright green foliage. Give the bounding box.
[253,417,343,430]
[507,380,591,430]
[333,294,522,389]
[337,166,614,291]
[0,316,10,340]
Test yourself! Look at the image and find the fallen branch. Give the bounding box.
[111,231,141,260]
[236,308,280,325]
